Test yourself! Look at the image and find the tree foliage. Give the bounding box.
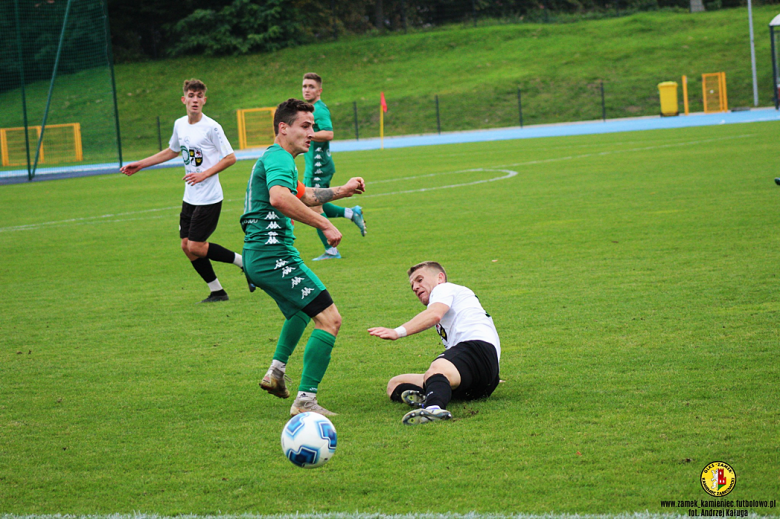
[167,0,303,57]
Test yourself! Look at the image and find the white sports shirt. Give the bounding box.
[428,282,501,360]
[169,114,234,206]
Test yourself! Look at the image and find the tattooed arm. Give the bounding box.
[270,185,343,247]
[299,177,366,207]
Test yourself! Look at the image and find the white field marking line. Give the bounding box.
[0,133,755,233]
[362,168,518,198]
[0,205,180,233]
[361,133,752,197]
[492,133,755,169]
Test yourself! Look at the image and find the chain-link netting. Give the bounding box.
[0,0,120,179]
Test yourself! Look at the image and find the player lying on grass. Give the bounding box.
[241,98,366,417]
[121,78,244,303]
[368,261,501,425]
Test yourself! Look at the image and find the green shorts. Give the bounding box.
[304,170,335,189]
[243,247,327,319]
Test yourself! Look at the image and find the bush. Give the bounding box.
[168,0,303,57]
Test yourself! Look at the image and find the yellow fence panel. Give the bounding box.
[236,108,276,150]
[0,123,83,167]
[702,72,728,113]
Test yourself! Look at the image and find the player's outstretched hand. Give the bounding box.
[368,327,399,340]
[343,177,366,196]
[184,171,209,185]
[120,162,142,176]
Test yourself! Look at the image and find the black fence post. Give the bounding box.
[517,87,524,128]
[156,116,163,151]
[353,102,359,141]
[435,95,441,134]
[601,80,606,122]
[331,0,338,40]
[472,0,477,27]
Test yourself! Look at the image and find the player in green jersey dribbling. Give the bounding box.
[241,98,366,416]
[301,72,367,261]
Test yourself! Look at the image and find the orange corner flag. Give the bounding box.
[380,92,388,112]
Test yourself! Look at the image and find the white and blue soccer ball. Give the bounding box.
[281,412,337,468]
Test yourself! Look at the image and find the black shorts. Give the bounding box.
[437,340,500,401]
[179,201,222,242]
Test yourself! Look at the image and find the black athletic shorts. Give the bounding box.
[437,340,500,400]
[179,201,222,242]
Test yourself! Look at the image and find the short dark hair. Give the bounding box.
[407,261,447,282]
[183,78,207,95]
[274,98,314,135]
[303,72,322,86]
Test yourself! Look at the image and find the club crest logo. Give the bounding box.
[180,147,203,167]
[190,148,203,166]
[701,461,736,497]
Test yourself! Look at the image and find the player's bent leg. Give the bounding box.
[181,238,198,260]
[186,240,209,258]
[310,303,341,337]
[425,358,462,389]
[387,374,425,401]
[291,301,340,417]
[401,361,461,425]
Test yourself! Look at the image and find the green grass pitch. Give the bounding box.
[0,122,778,515]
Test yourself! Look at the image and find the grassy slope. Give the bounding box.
[0,6,777,166]
[0,121,778,513]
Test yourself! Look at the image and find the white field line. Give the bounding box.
[0,514,689,519]
[0,205,180,233]
[0,133,753,234]
[2,512,774,519]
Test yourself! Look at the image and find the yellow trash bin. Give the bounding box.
[658,81,679,117]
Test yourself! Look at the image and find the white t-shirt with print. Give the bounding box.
[428,282,501,360]
[169,114,234,206]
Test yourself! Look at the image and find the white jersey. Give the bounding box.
[169,114,234,206]
[428,282,501,360]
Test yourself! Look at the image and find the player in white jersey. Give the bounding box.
[121,79,245,303]
[369,261,501,425]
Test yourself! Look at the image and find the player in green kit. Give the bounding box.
[241,98,366,416]
[302,72,367,261]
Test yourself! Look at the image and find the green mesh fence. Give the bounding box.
[0,0,121,180]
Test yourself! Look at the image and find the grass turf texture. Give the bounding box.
[2,5,780,171]
[1,121,779,514]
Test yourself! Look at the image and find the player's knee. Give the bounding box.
[187,241,207,257]
[328,310,342,334]
[314,306,341,336]
[387,376,402,397]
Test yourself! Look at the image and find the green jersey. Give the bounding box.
[303,99,336,186]
[241,144,300,252]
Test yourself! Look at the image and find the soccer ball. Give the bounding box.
[281,412,337,468]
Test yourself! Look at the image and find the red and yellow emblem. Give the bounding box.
[701,461,736,497]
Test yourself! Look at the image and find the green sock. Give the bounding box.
[316,213,330,249]
[323,203,346,218]
[298,328,336,394]
[273,311,310,364]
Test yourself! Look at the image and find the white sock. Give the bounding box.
[344,207,353,219]
[207,279,223,292]
[271,359,286,371]
[233,253,243,268]
[326,247,339,255]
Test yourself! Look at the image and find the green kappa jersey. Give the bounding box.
[303,99,336,181]
[241,144,300,252]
